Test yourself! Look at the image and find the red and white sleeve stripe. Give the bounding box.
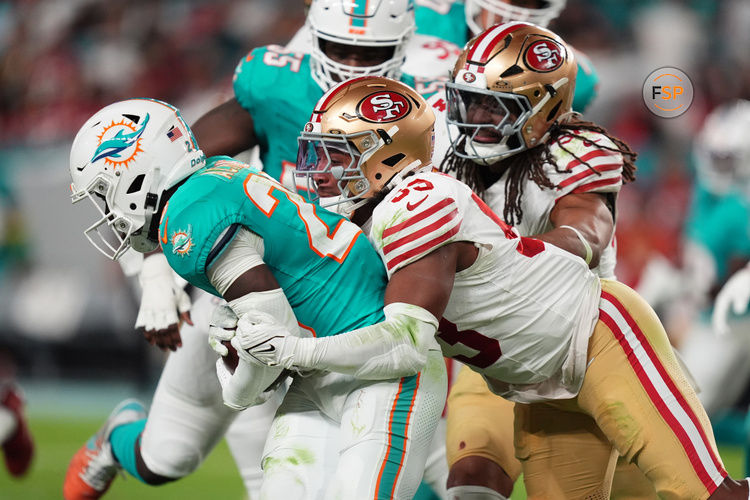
[555,149,623,199]
[380,197,462,273]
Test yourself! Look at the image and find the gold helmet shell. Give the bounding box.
[447,21,577,163]
[296,76,435,205]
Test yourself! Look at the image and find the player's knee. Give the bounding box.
[448,456,514,497]
[142,438,203,479]
[260,456,313,500]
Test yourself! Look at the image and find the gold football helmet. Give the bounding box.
[446,21,576,164]
[295,76,434,207]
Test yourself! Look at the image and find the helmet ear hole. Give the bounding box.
[546,101,562,122]
[382,153,405,167]
[127,174,146,194]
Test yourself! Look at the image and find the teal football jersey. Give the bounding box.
[160,156,387,337]
[233,45,421,190]
[415,0,468,47]
[685,183,750,281]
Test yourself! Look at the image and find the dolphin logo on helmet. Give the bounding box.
[91,114,150,166]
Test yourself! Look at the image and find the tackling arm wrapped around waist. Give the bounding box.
[292,302,440,380]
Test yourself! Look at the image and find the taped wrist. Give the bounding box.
[294,302,439,379]
[559,225,593,265]
[139,252,173,283]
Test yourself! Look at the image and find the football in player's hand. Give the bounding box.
[223,341,239,373]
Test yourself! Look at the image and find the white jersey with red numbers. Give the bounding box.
[369,169,602,403]
[483,129,624,279]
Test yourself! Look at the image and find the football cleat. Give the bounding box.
[1,383,34,478]
[63,399,146,500]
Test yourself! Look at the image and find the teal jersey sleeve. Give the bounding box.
[415,1,468,47]
[161,156,387,337]
[685,183,750,280]
[572,49,599,113]
[233,45,324,187]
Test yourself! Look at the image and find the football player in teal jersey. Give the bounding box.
[110,2,453,498]
[67,98,447,499]
[414,0,599,113]
[124,2,455,498]
[191,0,446,192]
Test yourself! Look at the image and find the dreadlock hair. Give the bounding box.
[439,113,638,226]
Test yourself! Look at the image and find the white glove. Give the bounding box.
[231,311,300,369]
[215,357,283,410]
[135,253,191,331]
[712,266,750,336]
[208,304,239,356]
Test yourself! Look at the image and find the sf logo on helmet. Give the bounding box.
[357,91,412,123]
[525,40,563,72]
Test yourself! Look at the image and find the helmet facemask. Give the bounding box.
[447,23,577,165]
[71,171,154,260]
[295,130,381,207]
[446,82,533,164]
[310,39,405,91]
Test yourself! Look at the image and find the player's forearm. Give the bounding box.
[292,303,440,380]
[541,194,614,268]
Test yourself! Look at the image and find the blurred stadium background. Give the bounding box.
[0,0,749,498]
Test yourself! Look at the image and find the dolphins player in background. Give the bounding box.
[640,99,750,476]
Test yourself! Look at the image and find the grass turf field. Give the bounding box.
[0,413,745,499]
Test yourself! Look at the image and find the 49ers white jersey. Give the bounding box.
[369,170,601,403]
[483,129,624,279]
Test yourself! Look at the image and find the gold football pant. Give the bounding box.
[446,280,725,499]
[516,280,727,499]
[446,362,657,499]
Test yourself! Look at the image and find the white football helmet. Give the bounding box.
[694,99,750,195]
[465,0,566,35]
[69,98,206,260]
[307,0,415,90]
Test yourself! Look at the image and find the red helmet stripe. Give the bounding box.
[467,22,526,64]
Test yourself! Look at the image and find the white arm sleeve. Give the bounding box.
[293,302,440,380]
[206,226,265,296]
[206,226,300,409]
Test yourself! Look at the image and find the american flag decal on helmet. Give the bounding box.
[166,125,182,142]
